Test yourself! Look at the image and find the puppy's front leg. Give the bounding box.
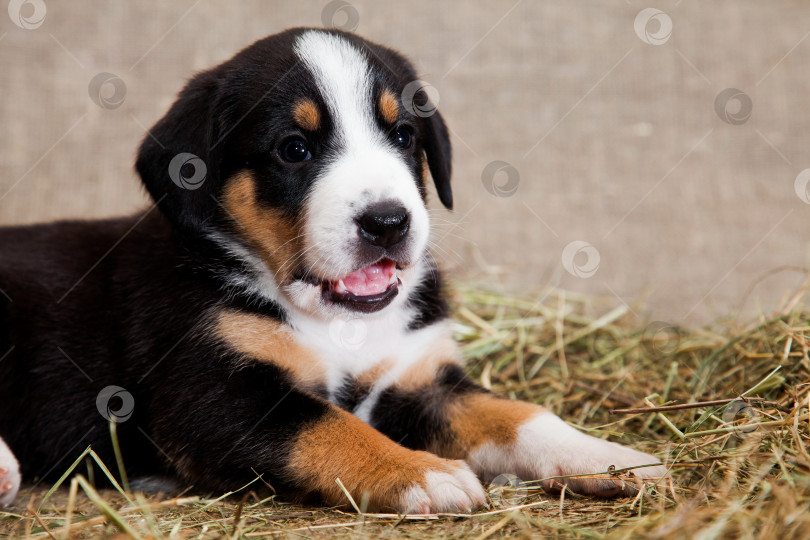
[286,405,485,513]
[371,364,668,497]
[150,363,484,514]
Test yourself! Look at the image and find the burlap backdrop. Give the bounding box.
[2,1,808,325]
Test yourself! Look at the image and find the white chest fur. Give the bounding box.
[288,308,453,419]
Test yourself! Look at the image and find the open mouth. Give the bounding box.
[300,258,401,313]
[327,258,400,312]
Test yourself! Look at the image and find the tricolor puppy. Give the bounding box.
[0,28,666,512]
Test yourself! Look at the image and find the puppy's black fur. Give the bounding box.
[0,27,666,512]
[0,29,452,497]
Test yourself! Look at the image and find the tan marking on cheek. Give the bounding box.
[288,406,454,510]
[379,89,400,124]
[438,394,545,459]
[216,310,326,387]
[394,335,462,390]
[293,98,321,131]
[221,172,303,283]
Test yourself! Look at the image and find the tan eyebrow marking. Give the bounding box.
[293,98,321,131]
[379,88,399,124]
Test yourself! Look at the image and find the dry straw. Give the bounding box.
[1,283,808,539]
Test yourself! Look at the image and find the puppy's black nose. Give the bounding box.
[357,202,410,249]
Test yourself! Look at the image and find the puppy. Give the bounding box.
[0,28,666,513]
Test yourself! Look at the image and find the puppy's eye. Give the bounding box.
[391,125,413,150]
[281,139,311,163]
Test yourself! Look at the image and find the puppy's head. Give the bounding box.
[136,28,451,318]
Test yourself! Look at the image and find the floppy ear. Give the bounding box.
[135,70,224,234]
[421,108,453,210]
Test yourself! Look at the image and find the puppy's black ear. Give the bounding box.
[421,108,453,210]
[135,70,224,234]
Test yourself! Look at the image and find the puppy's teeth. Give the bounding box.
[336,279,347,293]
[388,272,397,284]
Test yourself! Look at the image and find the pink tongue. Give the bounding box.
[340,260,396,296]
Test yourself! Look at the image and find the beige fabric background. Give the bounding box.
[1,1,809,326]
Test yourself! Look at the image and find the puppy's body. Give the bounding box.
[0,28,666,512]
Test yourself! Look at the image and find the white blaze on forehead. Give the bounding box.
[293,31,379,147]
[291,30,431,285]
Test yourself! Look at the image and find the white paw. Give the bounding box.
[540,437,668,497]
[399,460,486,514]
[469,413,668,497]
[0,437,20,508]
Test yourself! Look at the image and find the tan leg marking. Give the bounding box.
[352,336,461,391]
[437,394,543,459]
[293,98,321,131]
[379,88,399,124]
[288,406,463,510]
[394,335,462,390]
[221,172,304,283]
[356,358,395,388]
[216,310,326,387]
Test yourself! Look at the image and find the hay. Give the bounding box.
[1,284,808,539]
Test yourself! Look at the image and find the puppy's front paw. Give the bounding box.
[0,438,20,508]
[539,438,668,497]
[470,413,668,498]
[398,458,486,514]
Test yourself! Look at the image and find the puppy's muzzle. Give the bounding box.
[356,201,410,250]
